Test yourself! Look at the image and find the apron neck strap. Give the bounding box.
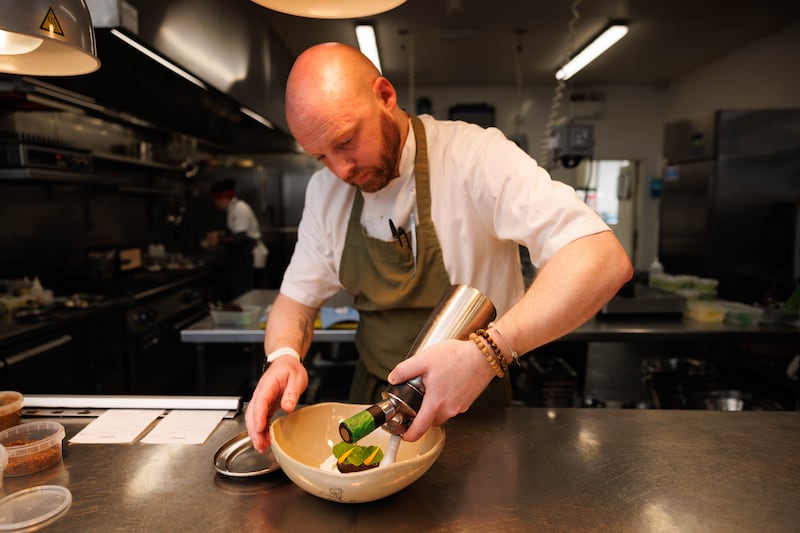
[410,116,432,223]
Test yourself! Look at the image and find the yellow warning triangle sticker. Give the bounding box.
[39,7,65,36]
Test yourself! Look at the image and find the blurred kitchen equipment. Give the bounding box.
[59,293,106,309]
[209,304,261,327]
[641,357,718,409]
[0,142,93,175]
[660,109,800,304]
[339,285,495,443]
[700,389,751,411]
[514,356,579,408]
[86,245,142,281]
[86,247,118,281]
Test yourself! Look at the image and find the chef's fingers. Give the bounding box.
[245,365,292,452]
[280,359,309,412]
[387,354,424,385]
[245,399,271,452]
[402,408,435,442]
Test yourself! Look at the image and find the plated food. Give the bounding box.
[329,442,384,473]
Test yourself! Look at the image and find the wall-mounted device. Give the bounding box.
[551,122,594,168]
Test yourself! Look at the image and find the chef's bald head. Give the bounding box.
[285,43,381,137]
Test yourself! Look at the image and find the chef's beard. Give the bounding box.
[346,113,401,193]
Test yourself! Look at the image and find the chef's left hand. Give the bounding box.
[387,338,495,442]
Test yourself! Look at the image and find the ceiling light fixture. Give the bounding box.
[555,22,628,81]
[355,23,382,73]
[0,0,100,76]
[250,0,405,19]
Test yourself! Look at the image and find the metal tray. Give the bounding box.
[213,431,280,477]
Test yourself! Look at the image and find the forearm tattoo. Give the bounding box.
[298,316,311,350]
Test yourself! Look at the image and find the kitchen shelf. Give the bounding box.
[0,167,97,183]
[92,151,184,173]
[116,186,179,196]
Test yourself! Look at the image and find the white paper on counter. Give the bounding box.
[140,410,227,445]
[24,394,241,412]
[69,409,163,444]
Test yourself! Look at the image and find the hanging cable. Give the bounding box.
[539,0,583,168]
[513,30,525,136]
[407,30,416,113]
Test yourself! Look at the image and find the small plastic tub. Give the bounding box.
[210,304,262,327]
[694,277,719,292]
[0,444,7,480]
[684,300,725,323]
[0,391,23,431]
[714,300,764,326]
[0,421,65,477]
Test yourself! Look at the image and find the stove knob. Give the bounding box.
[180,290,200,304]
[135,308,158,323]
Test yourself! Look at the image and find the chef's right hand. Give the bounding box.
[205,230,224,247]
[245,356,308,453]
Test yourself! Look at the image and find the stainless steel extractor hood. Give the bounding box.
[2,0,297,154]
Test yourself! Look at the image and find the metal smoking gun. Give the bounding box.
[339,284,496,443]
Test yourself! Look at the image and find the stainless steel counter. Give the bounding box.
[181,289,355,344]
[181,289,800,345]
[6,408,799,532]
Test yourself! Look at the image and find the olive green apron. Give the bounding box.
[339,116,511,406]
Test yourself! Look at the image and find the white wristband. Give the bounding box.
[266,347,301,364]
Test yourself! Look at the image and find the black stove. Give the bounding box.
[1,264,212,395]
[122,269,211,394]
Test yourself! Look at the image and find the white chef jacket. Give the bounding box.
[227,197,268,268]
[281,115,609,315]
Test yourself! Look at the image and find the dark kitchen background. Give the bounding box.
[1,0,798,408]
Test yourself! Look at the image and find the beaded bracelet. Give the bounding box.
[469,332,504,378]
[487,322,520,366]
[476,329,509,374]
[471,333,503,378]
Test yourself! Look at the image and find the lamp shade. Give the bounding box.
[0,0,100,76]
[251,0,405,19]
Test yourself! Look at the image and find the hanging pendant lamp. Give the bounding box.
[0,0,100,76]
[251,0,406,19]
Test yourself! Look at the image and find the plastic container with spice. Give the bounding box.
[0,444,7,481]
[0,391,23,431]
[0,421,65,477]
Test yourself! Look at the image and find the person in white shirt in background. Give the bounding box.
[207,178,268,300]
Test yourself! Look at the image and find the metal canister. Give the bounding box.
[339,284,496,442]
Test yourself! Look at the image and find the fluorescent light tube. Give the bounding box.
[240,106,274,129]
[355,24,382,73]
[556,24,628,81]
[111,29,209,90]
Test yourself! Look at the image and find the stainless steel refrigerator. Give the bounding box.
[660,109,800,303]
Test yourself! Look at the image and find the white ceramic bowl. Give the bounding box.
[270,402,445,503]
